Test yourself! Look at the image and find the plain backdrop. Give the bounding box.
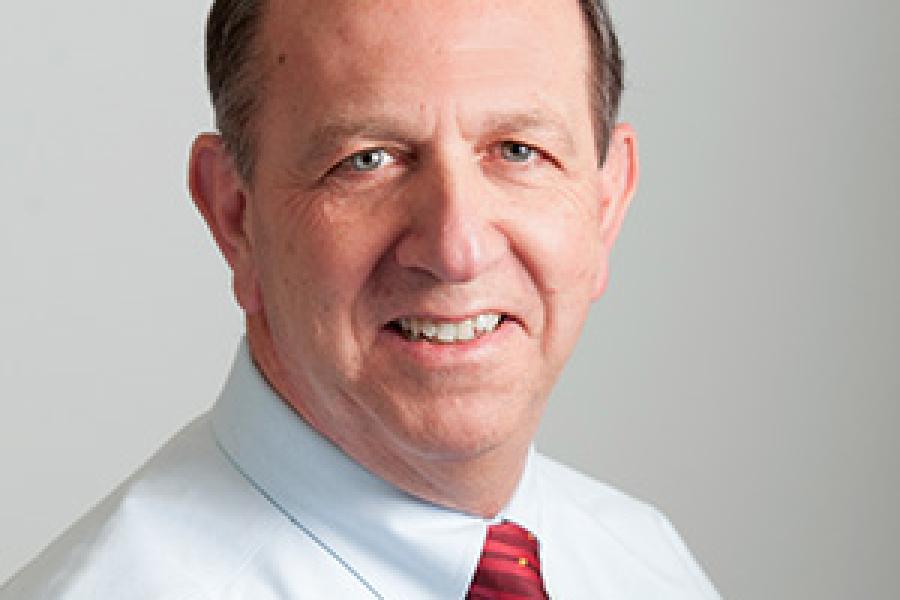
[1,2,898,598]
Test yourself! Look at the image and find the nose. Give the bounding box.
[395,156,506,283]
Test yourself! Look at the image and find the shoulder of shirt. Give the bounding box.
[531,451,721,599]
[532,451,659,517]
[0,412,285,600]
[531,450,691,550]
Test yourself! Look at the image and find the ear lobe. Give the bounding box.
[598,124,639,251]
[188,134,262,314]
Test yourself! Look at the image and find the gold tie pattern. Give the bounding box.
[466,521,550,599]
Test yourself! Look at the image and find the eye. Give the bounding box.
[344,148,395,172]
[500,141,538,163]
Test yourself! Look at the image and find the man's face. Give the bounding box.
[239,0,631,464]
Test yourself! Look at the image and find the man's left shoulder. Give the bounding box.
[532,453,722,599]
[533,452,669,525]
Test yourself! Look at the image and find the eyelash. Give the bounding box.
[496,141,543,164]
[327,148,403,179]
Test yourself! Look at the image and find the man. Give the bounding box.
[2,0,720,598]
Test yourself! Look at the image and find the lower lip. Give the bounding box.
[377,320,518,366]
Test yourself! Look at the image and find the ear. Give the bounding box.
[188,134,262,314]
[592,123,639,299]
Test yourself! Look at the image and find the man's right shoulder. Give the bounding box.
[0,414,282,600]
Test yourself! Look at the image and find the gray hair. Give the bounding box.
[205,0,624,183]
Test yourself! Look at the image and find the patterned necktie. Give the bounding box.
[466,521,550,599]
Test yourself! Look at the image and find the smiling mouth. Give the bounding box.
[385,313,510,343]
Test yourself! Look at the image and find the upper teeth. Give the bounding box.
[396,313,503,343]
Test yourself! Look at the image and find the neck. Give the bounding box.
[246,317,533,518]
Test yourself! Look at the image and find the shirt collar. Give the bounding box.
[210,338,544,599]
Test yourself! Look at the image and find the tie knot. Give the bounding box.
[467,521,549,599]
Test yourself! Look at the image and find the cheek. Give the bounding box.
[253,193,399,334]
[509,184,603,297]
[501,184,602,361]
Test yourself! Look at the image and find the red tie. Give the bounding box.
[466,521,550,599]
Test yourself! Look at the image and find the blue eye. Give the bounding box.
[347,148,393,171]
[500,142,537,163]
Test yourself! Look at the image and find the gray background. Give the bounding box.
[1,1,898,598]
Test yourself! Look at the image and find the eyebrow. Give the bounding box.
[299,116,423,167]
[299,107,578,166]
[307,119,421,151]
[478,109,577,157]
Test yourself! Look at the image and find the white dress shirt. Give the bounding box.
[2,340,721,599]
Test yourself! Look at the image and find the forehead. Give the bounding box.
[263,0,589,61]
[258,0,594,139]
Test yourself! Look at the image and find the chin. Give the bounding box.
[384,396,537,462]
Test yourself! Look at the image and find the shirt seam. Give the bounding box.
[210,428,386,600]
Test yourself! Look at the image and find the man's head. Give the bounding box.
[206,0,624,184]
[189,0,637,515]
